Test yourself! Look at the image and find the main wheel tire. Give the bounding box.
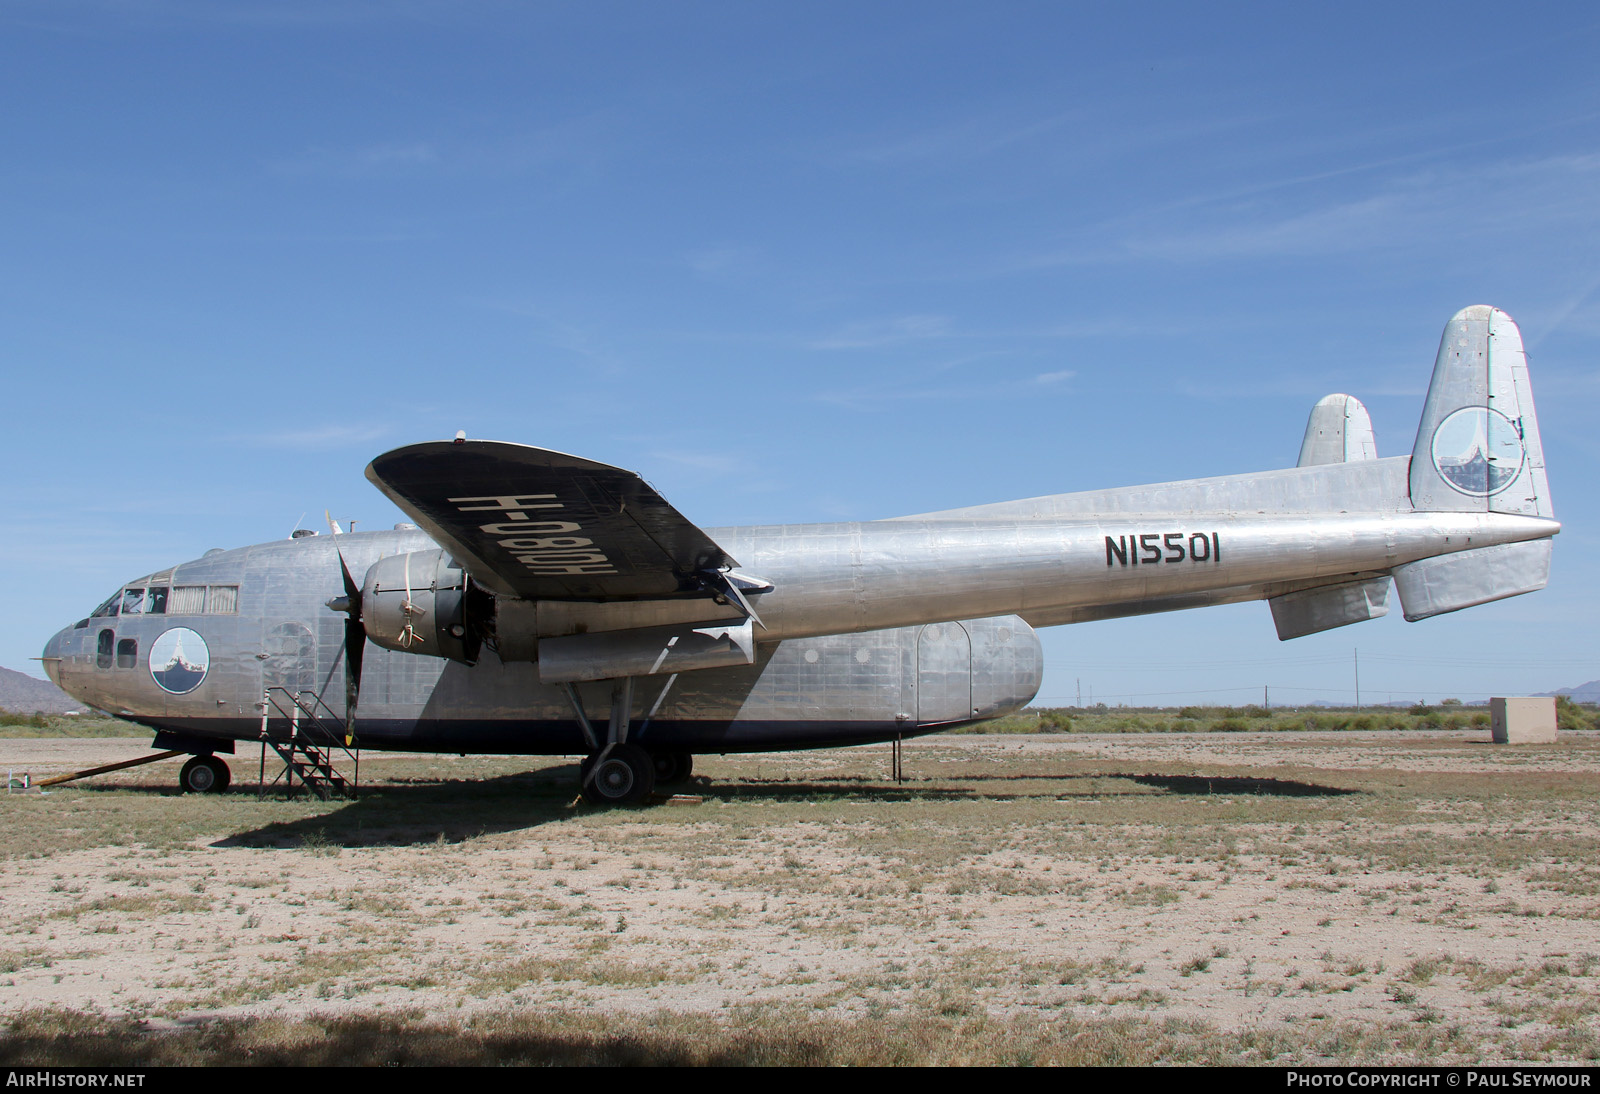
[179,755,230,794]
[580,743,655,806]
[651,751,693,786]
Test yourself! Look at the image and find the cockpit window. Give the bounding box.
[96,583,236,617]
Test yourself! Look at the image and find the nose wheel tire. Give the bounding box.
[179,755,230,794]
[580,743,655,806]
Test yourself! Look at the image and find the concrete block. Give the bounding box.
[1490,697,1557,744]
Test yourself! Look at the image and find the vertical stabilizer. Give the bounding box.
[1298,394,1378,466]
[1409,306,1552,517]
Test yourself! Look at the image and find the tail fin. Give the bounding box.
[1298,394,1378,466]
[1395,306,1555,621]
[1409,306,1552,518]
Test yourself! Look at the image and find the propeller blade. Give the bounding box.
[332,545,366,746]
[343,615,364,745]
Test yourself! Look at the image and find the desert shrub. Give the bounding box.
[1556,696,1593,731]
[1037,710,1074,733]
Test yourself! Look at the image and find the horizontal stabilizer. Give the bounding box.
[366,441,736,601]
[1298,394,1378,466]
[1392,539,1551,621]
[1269,577,1390,640]
[1410,307,1551,518]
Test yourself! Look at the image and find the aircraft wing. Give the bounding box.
[366,440,736,601]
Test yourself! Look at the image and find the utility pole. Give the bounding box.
[1354,648,1361,710]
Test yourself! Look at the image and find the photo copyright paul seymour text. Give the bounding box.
[1288,1075,1591,1089]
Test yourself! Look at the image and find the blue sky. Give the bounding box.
[4,2,1597,706]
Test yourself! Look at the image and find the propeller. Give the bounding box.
[325,543,367,746]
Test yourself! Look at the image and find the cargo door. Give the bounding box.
[916,621,971,725]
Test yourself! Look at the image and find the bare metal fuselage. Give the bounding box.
[42,452,1556,757]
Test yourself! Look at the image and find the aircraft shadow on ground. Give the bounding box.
[704,778,975,804]
[213,771,1352,849]
[898,770,1361,798]
[1122,773,1358,797]
[212,766,591,849]
[211,773,982,849]
[90,766,1352,852]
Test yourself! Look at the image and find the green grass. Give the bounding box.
[0,713,149,738]
[968,702,1578,734]
[1,1005,1595,1066]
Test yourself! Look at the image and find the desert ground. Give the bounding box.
[2,730,1598,1065]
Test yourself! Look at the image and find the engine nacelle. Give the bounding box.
[361,549,480,664]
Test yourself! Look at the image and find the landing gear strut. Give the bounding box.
[179,755,230,794]
[568,678,693,806]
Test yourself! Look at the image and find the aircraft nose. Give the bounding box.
[40,628,68,688]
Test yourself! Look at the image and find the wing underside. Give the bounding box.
[366,441,736,601]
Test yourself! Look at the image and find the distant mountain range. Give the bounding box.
[0,666,82,714]
[1540,680,1600,703]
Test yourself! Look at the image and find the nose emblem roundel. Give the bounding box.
[148,628,210,694]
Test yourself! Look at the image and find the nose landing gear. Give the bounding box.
[179,755,231,794]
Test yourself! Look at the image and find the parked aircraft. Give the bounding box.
[40,307,1557,804]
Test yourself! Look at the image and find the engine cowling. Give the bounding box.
[360,549,481,664]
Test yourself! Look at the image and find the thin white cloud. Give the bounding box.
[1033,369,1075,385]
[811,314,951,350]
[237,424,390,449]
[648,449,746,475]
[1017,151,1600,270]
[686,245,757,276]
[271,141,439,178]
[838,109,1082,167]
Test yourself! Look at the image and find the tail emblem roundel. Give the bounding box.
[1430,406,1525,497]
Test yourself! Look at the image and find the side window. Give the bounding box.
[205,586,239,614]
[97,630,114,669]
[116,638,138,669]
[170,587,206,614]
[146,587,169,615]
[120,588,145,616]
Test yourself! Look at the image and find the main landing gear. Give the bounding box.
[565,678,695,807]
[179,754,231,794]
